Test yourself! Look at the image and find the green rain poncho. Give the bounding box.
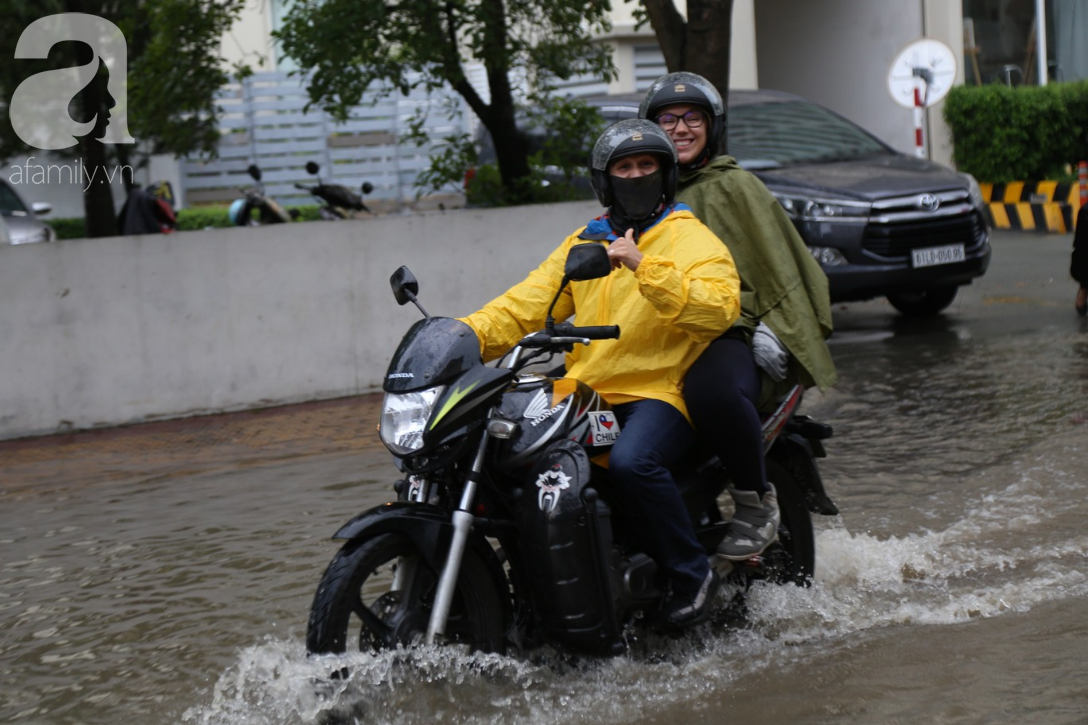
[677,156,838,407]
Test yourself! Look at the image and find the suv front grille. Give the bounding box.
[862,191,986,261]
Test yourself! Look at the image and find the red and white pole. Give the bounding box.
[913,86,926,159]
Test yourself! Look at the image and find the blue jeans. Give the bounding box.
[609,399,709,594]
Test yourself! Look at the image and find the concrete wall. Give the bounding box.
[753,0,963,168]
[0,200,601,440]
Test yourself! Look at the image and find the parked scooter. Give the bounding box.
[294,161,374,220]
[229,164,294,226]
[306,243,837,660]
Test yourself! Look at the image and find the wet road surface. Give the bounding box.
[2,230,1087,725]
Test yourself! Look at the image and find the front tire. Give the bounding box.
[306,532,506,656]
[887,285,958,316]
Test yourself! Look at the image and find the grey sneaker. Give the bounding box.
[716,484,781,561]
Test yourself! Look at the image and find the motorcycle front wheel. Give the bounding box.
[306,532,506,656]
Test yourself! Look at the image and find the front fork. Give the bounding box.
[424,430,489,645]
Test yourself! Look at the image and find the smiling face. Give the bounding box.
[654,103,708,165]
[608,153,661,178]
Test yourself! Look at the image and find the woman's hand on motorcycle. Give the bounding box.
[608,229,643,272]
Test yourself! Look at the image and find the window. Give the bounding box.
[728,101,892,167]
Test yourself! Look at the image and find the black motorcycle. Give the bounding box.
[294,161,374,220]
[306,243,837,658]
[231,164,295,226]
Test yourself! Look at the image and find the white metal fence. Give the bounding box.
[179,48,668,210]
[179,71,471,208]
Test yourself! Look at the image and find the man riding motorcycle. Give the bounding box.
[457,119,741,628]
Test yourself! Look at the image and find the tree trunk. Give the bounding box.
[641,0,734,153]
[80,137,119,238]
[477,0,533,198]
[685,0,733,101]
[483,106,531,199]
[642,0,688,73]
[73,44,118,237]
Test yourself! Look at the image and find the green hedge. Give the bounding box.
[49,204,325,240]
[943,80,1088,183]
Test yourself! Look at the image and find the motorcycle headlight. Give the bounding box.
[776,194,870,223]
[380,386,444,456]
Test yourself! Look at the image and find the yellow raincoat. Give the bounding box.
[460,207,741,420]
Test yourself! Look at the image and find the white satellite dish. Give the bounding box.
[887,38,957,108]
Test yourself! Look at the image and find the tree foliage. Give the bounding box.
[275,0,616,203]
[0,0,247,236]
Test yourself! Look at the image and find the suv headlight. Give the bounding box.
[958,172,986,212]
[380,386,444,455]
[775,194,870,223]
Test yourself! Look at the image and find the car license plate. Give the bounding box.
[912,244,965,268]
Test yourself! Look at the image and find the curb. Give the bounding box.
[980,181,1081,233]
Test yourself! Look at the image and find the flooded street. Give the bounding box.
[2,230,1087,724]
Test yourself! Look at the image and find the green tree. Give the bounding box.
[0,0,248,237]
[275,0,615,203]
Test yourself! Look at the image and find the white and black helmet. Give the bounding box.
[589,119,678,208]
[639,72,726,158]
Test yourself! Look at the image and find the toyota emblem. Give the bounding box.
[917,193,940,212]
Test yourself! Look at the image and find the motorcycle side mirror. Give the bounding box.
[544,243,612,330]
[564,243,612,281]
[305,161,320,175]
[361,181,374,195]
[390,266,429,317]
[247,164,262,181]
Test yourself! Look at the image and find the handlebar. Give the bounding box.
[552,322,620,340]
[518,323,620,349]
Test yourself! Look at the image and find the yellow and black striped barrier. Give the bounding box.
[980,181,1081,233]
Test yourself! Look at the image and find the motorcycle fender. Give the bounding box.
[331,502,455,571]
[769,434,839,516]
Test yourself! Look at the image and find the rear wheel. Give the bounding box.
[756,459,816,586]
[887,285,958,316]
[306,533,506,656]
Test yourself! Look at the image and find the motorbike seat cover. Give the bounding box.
[518,439,616,643]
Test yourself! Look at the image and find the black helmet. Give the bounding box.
[589,119,678,208]
[639,72,726,159]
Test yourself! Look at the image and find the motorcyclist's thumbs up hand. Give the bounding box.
[608,229,643,272]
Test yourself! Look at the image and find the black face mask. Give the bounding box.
[610,170,665,230]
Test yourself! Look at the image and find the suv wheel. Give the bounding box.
[886,285,959,316]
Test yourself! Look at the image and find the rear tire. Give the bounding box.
[306,533,506,656]
[761,459,816,586]
[887,285,958,316]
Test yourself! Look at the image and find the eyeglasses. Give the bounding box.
[655,111,705,131]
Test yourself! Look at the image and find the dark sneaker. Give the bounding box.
[716,484,781,561]
[661,569,720,629]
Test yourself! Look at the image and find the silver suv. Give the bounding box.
[0,179,56,245]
